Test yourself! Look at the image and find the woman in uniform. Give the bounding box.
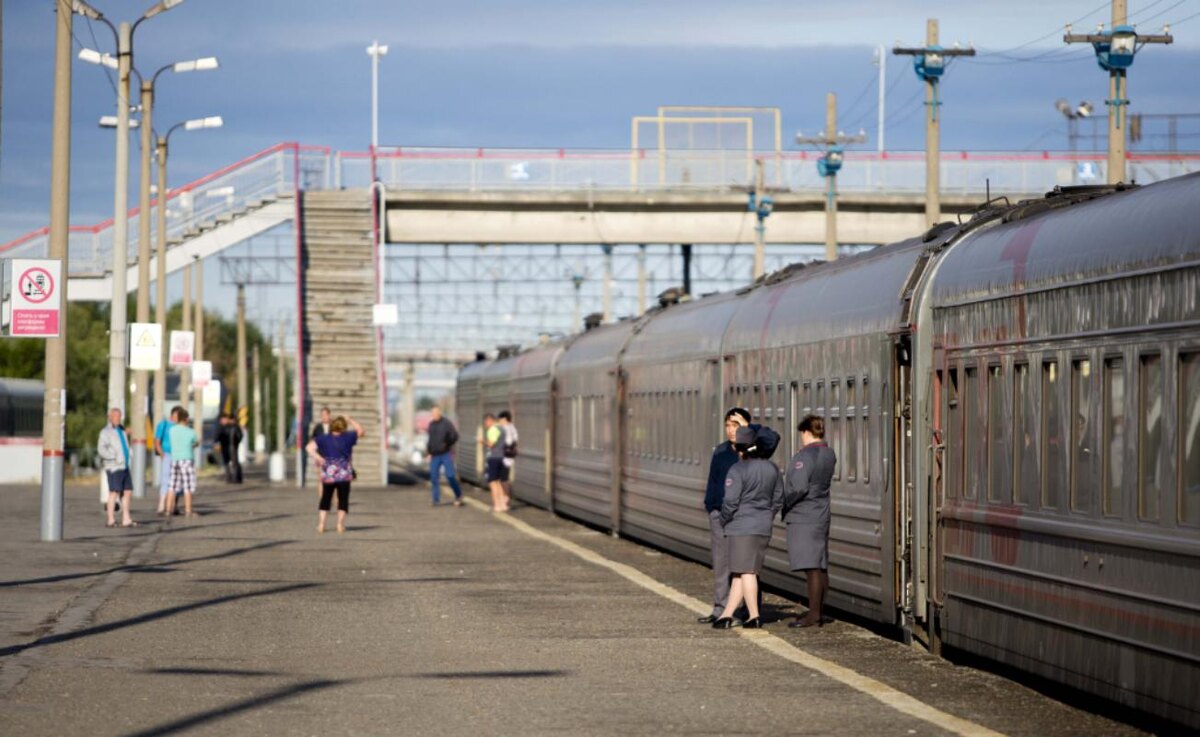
[782,414,837,628]
[714,424,783,630]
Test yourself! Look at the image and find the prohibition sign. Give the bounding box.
[19,267,55,304]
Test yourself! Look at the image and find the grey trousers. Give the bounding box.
[708,510,732,617]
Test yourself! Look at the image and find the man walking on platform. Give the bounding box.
[426,406,464,507]
[98,407,138,528]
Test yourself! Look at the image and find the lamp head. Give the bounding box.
[71,1,103,20]
[78,48,119,70]
[174,57,219,73]
[142,0,184,20]
[184,116,223,130]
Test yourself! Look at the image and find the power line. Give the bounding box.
[1137,0,1193,25]
[976,0,1110,55]
[1165,6,1200,26]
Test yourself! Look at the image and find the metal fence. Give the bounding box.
[342,147,1200,194]
[4,143,1198,281]
[0,143,330,277]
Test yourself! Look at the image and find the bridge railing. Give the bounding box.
[0,143,331,277]
[341,147,1200,195]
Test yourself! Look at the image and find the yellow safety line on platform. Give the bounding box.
[465,497,1005,737]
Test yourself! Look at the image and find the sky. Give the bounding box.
[1,0,1198,346]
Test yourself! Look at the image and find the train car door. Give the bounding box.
[893,332,915,641]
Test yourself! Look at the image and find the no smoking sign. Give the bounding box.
[8,259,62,338]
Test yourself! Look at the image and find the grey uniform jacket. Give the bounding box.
[782,441,836,525]
[720,458,784,536]
[97,424,129,472]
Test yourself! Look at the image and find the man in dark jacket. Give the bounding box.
[698,407,751,623]
[217,413,244,484]
[426,405,464,507]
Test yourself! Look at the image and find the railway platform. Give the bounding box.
[0,474,1159,736]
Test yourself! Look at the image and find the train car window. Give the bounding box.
[1042,361,1067,510]
[829,380,842,481]
[861,376,870,484]
[947,368,961,500]
[789,382,800,461]
[752,383,762,422]
[1013,363,1038,506]
[1103,358,1126,517]
[1070,359,1095,513]
[816,381,826,424]
[1180,352,1200,526]
[845,378,857,483]
[802,381,813,416]
[988,365,1012,504]
[964,366,982,500]
[1138,354,1162,521]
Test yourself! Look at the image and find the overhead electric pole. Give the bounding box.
[41,0,73,541]
[797,93,866,262]
[1064,0,1173,184]
[894,19,975,227]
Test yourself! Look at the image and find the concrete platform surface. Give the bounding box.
[0,475,1151,736]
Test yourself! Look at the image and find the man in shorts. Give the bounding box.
[154,406,182,515]
[98,407,137,528]
[166,409,199,517]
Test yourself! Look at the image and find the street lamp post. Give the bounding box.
[40,0,74,542]
[74,0,186,499]
[137,58,219,490]
[366,41,388,150]
[150,112,221,487]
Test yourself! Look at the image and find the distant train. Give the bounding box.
[0,378,44,483]
[457,173,1200,729]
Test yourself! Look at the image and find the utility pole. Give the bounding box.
[636,244,647,315]
[152,133,169,485]
[894,19,975,227]
[192,258,204,468]
[797,93,866,262]
[875,44,886,153]
[180,262,191,411]
[276,323,286,454]
[1064,1,1173,184]
[601,245,613,323]
[236,283,248,435]
[129,54,155,500]
[253,344,264,462]
[107,22,133,419]
[751,160,766,280]
[41,0,73,541]
[366,40,388,150]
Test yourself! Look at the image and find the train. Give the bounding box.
[456,172,1200,729]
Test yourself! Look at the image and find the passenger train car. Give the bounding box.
[456,173,1200,728]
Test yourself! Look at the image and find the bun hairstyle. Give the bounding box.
[797,414,825,439]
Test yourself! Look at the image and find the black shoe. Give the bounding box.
[697,614,718,624]
[742,617,764,629]
[712,617,736,629]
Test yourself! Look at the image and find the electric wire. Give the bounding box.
[1136,0,1193,25]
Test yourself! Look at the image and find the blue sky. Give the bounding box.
[2,0,1199,244]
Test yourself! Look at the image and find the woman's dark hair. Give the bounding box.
[724,407,751,424]
[797,414,825,439]
[177,409,189,423]
[498,410,513,421]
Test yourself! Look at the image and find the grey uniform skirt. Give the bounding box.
[727,534,770,574]
[786,497,831,570]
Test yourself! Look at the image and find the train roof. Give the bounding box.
[512,341,565,379]
[931,172,1200,308]
[555,318,640,373]
[0,377,44,398]
[623,290,742,365]
[720,235,930,353]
